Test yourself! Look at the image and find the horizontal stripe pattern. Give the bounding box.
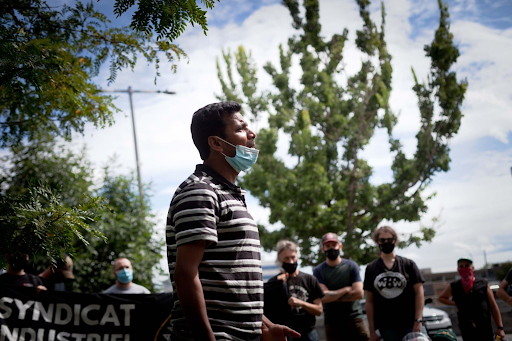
[166,165,263,340]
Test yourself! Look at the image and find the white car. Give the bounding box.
[360,299,453,337]
[422,303,453,336]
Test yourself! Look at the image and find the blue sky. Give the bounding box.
[61,0,512,276]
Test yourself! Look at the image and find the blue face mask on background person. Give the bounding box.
[216,137,259,173]
[116,268,133,284]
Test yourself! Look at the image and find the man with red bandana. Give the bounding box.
[438,257,505,341]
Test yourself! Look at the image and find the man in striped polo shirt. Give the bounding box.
[167,102,300,341]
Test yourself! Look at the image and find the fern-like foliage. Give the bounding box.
[0,184,106,269]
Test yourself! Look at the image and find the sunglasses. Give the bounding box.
[378,238,395,244]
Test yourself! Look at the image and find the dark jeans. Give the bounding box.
[325,318,370,341]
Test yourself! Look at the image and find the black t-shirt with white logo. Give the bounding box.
[363,255,424,329]
[267,272,324,334]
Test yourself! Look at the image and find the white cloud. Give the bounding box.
[69,0,512,276]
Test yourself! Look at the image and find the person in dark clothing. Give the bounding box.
[439,257,505,341]
[363,226,425,341]
[0,252,47,293]
[496,267,512,307]
[314,232,369,341]
[267,240,323,341]
[38,256,75,291]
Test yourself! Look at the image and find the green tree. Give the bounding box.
[0,139,104,269]
[0,141,163,292]
[72,169,163,293]
[0,0,219,268]
[217,0,467,265]
[0,0,219,147]
[494,261,512,281]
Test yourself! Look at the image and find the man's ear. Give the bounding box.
[208,136,224,153]
[339,243,343,250]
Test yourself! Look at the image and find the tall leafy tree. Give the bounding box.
[0,0,219,147]
[0,141,163,292]
[217,0,467,265]
[0,139,105,268]
[0,0,218,267]
[72,169,163,293]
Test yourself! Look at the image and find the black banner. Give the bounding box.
[0,286,173,341]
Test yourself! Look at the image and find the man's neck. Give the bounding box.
[326,257,342,267]
[287,270,300,278]
[204,157,238,184]
[116,281,133,289]
[380,252,396,263]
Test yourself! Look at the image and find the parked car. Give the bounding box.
[360,298,453,337]
[422,299,453,336]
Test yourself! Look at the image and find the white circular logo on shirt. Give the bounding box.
[374,271,407,299]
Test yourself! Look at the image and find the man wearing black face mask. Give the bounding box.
[266,240,324,341]
[0,252,47,293]
[313,233,369,341]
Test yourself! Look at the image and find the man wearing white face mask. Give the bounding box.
[166,102,300,341]
[103,258,150,294]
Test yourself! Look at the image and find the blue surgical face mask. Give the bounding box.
[116,268,133,284]
[216,137,259,173]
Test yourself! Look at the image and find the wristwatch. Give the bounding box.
[415,318,423,323]
[497,326,504,330]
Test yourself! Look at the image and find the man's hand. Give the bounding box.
[287,296,303,307]
[495,328,505,339]
[369,331,381,341]
[412,321,422,332]
[277,273,289,282]
[262,315,300,341]
[36,285,47,294]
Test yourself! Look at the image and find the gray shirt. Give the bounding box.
[103,282,150,294]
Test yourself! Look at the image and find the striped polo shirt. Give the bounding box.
[166,164,263,341]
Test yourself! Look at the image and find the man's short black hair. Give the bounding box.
[191,101,242,160]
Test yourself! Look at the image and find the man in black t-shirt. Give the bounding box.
[0,252,46,293]
[496,267,512,307]
[266,240,324,341]
[439,258,505,341]
[363,226,425,341]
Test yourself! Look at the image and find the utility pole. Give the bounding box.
[101,87,176,201]
[484,250,490,279]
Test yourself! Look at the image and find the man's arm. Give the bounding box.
[319,283,351,303]
[365,290,380,341]
[261,314,301,341]
[174,240,215,341]
[288,297,323,316]
[487,284,506,339]
[337,281,364,302]
[496,279,512,306]
[412,282,424,332]
[438,284,456,306]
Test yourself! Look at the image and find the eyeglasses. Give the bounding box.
[378,238,395,244]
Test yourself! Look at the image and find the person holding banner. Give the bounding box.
[0,252,47,293]
[166,102,300,341]
[103,257,150,294]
